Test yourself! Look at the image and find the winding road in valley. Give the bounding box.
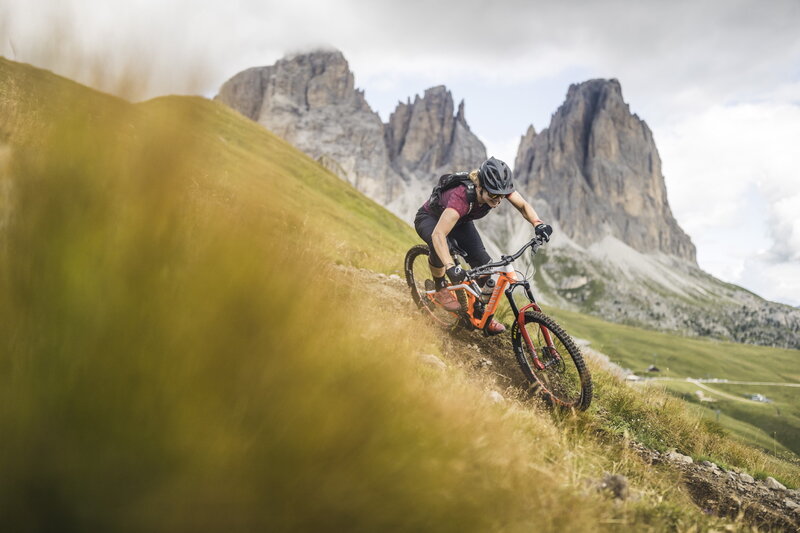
[688,380,762,404]
[647,377,800,387]
[643,377,800,404]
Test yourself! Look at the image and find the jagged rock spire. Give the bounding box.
[513,124,536,181]
[514,79,696,263]
[216,51,486,211]
[385,85,485,180]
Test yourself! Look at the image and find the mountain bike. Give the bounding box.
[404,236,592,411]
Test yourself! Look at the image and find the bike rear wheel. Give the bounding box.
[404,244,462,328]
[511,310,592,410]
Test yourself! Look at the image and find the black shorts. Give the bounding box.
[414,208,491,269]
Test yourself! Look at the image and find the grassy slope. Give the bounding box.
[659,380,795,457]
[138,95,419,272]
[2,57,799,530]
[0,57,417,272]
[549,306,800,457]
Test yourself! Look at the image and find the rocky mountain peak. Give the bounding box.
[215,50,486,216]
[565,78,623,109]
[385,85,485,180]
[456,100,467,126]
[215,49,400,204]
[513,125,537,179]
[514,78,696,263]
[278,49,371,111]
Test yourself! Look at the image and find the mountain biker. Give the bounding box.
[414,157,552,334]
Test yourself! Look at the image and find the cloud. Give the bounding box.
[742,258,800,307]
[5,0,799,105]
[761,180,800,263]
[340,1,800,112]
[659,101,800,304]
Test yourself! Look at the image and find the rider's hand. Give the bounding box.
[446,265,466,284]
[535,223,553,242]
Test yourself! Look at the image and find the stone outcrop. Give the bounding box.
[639,444,800,531]
[513,125,536,176]
[385,86,485,181]
[215,49,403,204]
[216,51,485,216]
[514,79,696,263]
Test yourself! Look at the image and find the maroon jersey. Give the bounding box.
[423,184,494,222]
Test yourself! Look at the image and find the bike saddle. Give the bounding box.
[447,238,468,260]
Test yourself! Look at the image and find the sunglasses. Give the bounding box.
[483,189,502,200]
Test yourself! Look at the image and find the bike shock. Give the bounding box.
[473,299,485,319]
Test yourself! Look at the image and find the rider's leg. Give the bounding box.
[429,262,446,279]
[414,209,447,284]
[450,222,505,334]
[414,209,460,312]
[448,221,491,270]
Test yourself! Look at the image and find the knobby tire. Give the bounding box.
[511,310,593,411]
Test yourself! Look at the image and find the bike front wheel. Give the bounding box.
[511,311,592,411]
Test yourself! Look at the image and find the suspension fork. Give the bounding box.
[506,282,556,371]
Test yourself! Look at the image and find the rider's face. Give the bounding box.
[481,186,503,208]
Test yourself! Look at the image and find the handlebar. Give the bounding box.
[465,235,547,279]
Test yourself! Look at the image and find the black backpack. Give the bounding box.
[427,172,477,216]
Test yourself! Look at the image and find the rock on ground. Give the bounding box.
[417,353,447,371]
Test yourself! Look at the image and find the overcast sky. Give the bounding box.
[2,0,799,306]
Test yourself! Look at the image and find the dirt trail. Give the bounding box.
[342,266,800,531]
[650,377,800,389]
[689,380,764,404]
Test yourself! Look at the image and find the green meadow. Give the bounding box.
[549,306,800,458]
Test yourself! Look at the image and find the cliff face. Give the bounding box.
[385,86,486,181]
[216,52,485,213]
[514,79,696,263]
[216,50,403,204]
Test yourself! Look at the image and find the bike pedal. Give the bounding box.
[424,279,435,291]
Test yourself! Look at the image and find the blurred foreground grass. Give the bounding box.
[2,57,799,531]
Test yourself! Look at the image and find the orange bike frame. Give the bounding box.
[444,265,556,369]
[449,267,517,329]
[515,301,555,371]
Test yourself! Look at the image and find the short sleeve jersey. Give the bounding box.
[423,184,495,222]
